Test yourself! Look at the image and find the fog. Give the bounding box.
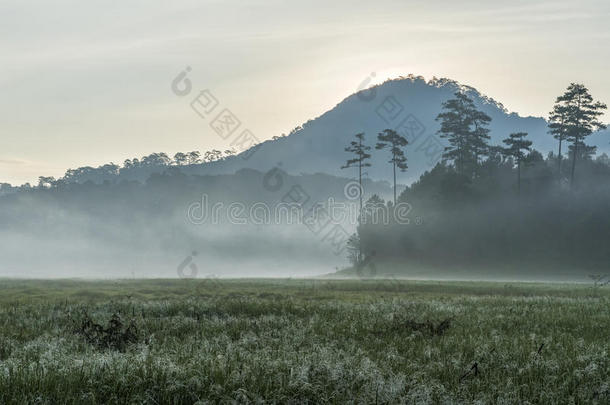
[0,170,393,279]
[356,152,610,283]
[2,150,610,282]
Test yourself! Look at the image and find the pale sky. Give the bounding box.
[1,0,609,185]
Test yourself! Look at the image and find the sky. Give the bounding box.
[1,0,609,185]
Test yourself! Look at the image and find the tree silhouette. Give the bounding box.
[187,151,201,165]
[342,132,372,263]
[141,153,171,167]
[342,133,372,215]
[470,109,492,175]
[548,103,569,177]
[436,92,491,178]
[376,129,408,205]
[223,149,236,159]
[502,132,532,194]
[173,152,188,166]
[204,149,223,162]
[554,83,607,188]
[37,176,56,189]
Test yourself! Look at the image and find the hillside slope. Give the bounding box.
[181,76,608,184]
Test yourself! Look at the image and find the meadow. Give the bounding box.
[0,278,608,404]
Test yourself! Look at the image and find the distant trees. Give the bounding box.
[124,158,139,168]
[375,129,408,205]
[288,125,303,136]
[436,92,491,178]
[62,163,119,184]
[502,132,532,194]
[136,149,237,167]
[204,149,223,162]
[37,176,56,189]
[100,163,120,176]
[550,84,607,187]
[187,151,201,165]
[173,152,188,166]
[34,148,243,187]
[141,153,171,167]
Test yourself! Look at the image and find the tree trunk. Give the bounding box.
[571,95,582,189]
[392,144,397,206]
[558,137,563,177]
[558,115,565,178]
[393,160,397,206]
[517,159,521,195]
[570,139,578,189]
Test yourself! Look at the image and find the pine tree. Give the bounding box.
[342,133,372,265]
[470,109,492,173]
[554,84,607,187]
[548,104,569,177]
[436,92,491,177]
[342,133,372,216]
[375,129,408,205]
[502,132,532,194]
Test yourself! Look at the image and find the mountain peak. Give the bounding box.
[178,75,556,184]
[353,75,510,115]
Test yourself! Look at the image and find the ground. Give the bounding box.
[0,278,608,404]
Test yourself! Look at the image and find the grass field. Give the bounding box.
[0,278,608,404]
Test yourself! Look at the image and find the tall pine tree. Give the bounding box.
[375,129,408,205]
[502,132,532,194]
[436,92,491,178]
[548,103,569,177]
[553,83,607,187]
[341,132,372,243]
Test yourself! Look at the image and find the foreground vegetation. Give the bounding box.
[0,278,608,404]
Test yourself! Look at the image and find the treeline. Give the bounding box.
[1,149,239,192]
[348,83,609,274]
[0,167,392,249]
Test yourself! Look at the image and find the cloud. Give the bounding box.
[0,158,28,165]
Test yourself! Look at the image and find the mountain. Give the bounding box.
[38,75,608,188]
[177,75,609,184]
